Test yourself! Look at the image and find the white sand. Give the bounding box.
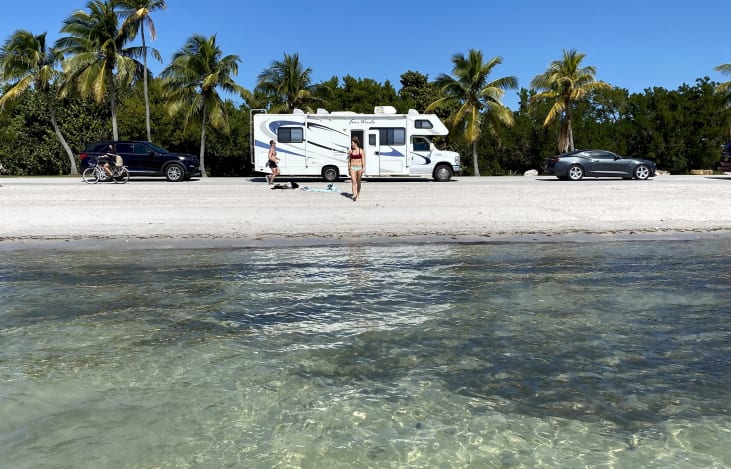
[1,175,730,248]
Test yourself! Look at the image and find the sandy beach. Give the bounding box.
[1,175,730,248]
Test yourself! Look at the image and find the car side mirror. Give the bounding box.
[148,151,155,156]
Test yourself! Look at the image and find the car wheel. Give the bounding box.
[433,164,453,182]
[634,164,650,180]
[567,164,584,181]
[322,166,339,182]
[165,163,185,182]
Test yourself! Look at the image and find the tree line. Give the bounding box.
[1,0,730,177]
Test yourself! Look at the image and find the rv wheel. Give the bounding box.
[322,166,339,182]
[433,164,453,182]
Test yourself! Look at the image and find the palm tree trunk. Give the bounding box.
[566,105,574,151]
[199,105,208,177]
[110,74,119,141]
[141,24,152,142]
[472,140,480,176]
[47,96,78,175]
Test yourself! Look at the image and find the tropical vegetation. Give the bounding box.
[119,0,166,142]
[530,49,612,153]
[0,30,78,174]
[256,52,323,113]
[715,63,731,94]
[55,0,143,141]
[427,49,517,176]
[1,2,730,177]
[160,34,246,177]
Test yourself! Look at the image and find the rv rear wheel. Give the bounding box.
[322,166,339,182]
[433,164,453,182]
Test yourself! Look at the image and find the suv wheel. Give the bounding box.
[165,163,185,182]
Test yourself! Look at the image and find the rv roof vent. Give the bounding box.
[293,108,305,114]
[407,109,419,115]
[374,105,396,114]
[316,108,329,114]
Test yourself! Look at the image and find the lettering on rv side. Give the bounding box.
[349,119,375,125]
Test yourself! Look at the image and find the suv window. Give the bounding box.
[131,143,150,154]
[116,143,133,153]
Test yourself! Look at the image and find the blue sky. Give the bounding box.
[2,0,730,110]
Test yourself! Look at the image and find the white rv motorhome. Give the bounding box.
[251,106,461,182]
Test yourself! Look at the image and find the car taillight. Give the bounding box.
[79,152,88,160]
[548,157,559,163]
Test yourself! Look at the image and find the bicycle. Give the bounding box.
[82,157,129,184]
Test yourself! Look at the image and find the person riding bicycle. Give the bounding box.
[99,144,123,176]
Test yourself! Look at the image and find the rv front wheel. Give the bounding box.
[322,166,339,182]
[433,164,453,182]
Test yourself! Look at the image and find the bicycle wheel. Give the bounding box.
[113,167,129,184]
[82,167,99,184]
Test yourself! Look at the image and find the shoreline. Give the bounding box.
[2,229,730,252]
[1,175,730,250]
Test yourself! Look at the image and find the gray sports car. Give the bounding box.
[544,149,656,181]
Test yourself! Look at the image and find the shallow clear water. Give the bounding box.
[1,239,730,468]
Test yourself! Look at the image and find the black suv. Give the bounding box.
[719,142,731,173]
[79,141,201,182]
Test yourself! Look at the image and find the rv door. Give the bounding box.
[365,131,379,177]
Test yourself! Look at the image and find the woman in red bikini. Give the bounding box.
[348,137,365,201]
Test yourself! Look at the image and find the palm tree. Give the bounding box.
[160,34,246,176]
[119,0,166,141]
[56,0,142,141]
[531,49,611,152]
[715,63,731,93]
[426,49,517,176]
[0,30,78,174]
[256,52,323,113]
[715,63,731,137]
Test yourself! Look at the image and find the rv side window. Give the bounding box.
[277,127,303,143]
[374,128,405,145]
[415,119,433,129]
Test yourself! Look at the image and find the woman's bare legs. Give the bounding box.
[350,168,358,200]
[356,170,363,198]
[269,167,279,184]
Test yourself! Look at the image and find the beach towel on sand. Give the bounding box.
[271,182,300,190]
[301,183,339,193]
